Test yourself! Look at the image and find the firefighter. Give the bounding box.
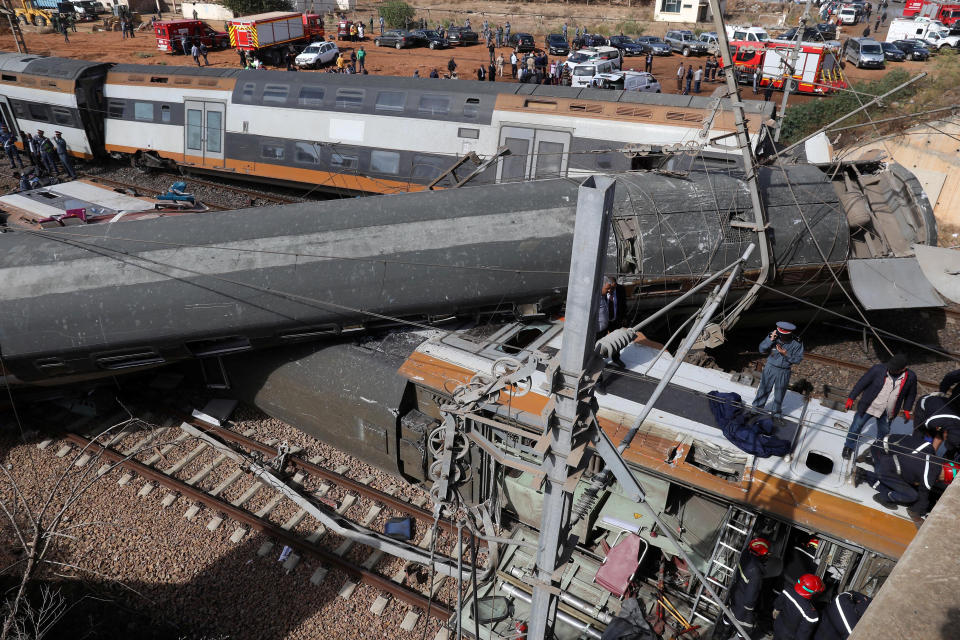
[715,537,770,638]
[913,391,960,460]
[813,591,871,640]
[773,573,823,640]
[781,536,819,595]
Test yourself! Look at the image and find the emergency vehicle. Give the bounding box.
[154,20,229,54]
[903,0,960,26]
[725,40,847,94]
[228,12,325,66]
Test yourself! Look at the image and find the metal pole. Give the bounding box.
[774,28,805,143]
[773,72,927,159]
[527,175,616,640]
[618,243,755,453]
[705,0,771,332]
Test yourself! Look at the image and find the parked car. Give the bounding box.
[294,41,340,68]
[594,70,661,92]
[635,35,671,55]
[446,26,479,46]
[892,38,931,60]
[844,37,885,68]
[374,29,417,49]
[608,35,645,55]
[880,41,906,61]
[546,33,569,55]
[507,32,536,52]
[582,33,607,47]
[411,29,449,49]
[837,7,859,25]
[816,22,837,39]
[664,29,709,56]
[567,46,622,65]
[697,31,720,53]
[779,26,828,42]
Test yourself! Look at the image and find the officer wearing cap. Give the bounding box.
[53,131,76,179]
[753,321,804,417]
[36,129,59,176]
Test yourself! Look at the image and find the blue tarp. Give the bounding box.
[707,391,791,457]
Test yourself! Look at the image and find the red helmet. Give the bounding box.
[748,538,770,557]
[806,536,821,550]
[944,462,959,485]
[795,574,825,599]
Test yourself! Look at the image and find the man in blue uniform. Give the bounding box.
[753,321,804,418]
[813,591,871,640]
[773,573,823,640]
[914,391,960,460]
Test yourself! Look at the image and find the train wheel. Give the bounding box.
[130,153,152,174]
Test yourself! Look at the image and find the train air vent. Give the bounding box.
[569,103,603,113]
[279,325,341,340]
[34,357,67,371]
[150,76,169,83]
[615,106,653,118]
[126,75,146,82]
[198,79,218,87]
[666,111,704,123]
[524,99,557,110]
[95,349,165,370]
[185,336,252,357]
[1,74,16,82]
[174,77,193,85]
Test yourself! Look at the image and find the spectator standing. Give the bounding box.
[350,50,357,73]
[237,48,247,67]
[753,66,761,93]
[191,42,201,66]
[429,68,439,78]
[53,131,76,179]
[496,25,503,47]
[476,66,486,81]
[447,57,457,76]
[3,131,23,169]
[563,22,568,39]
[488,41,495,63]
[357,47,366,72]
[510,51,517,78]
[496,53,504,76]
[645,51,653,73]
[358,22,364,40]
[379,15,384,34]
[199,43,209,66]
[488,62,495,81]
[694,65,703,93]
[504,21,511,39]
[684,64,693,94]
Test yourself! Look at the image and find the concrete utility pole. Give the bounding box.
[706,0,771,332]
[527,175,616,640]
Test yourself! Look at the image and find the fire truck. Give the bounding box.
[154,20,229,54]
[227,11,325,67]
[724,39,847,95]
[903,0,960,26]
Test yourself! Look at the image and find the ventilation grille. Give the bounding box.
[666,111,704,123]
[615,105,654,118]
[569,103,603,113]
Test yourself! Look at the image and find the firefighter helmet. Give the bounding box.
[748,538,770,557]
[795,574,825,599]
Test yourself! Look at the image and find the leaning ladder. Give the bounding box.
[688,506,758,627]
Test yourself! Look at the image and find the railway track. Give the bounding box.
[40,411,460,633]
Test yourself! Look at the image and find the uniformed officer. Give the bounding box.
[853,425,946,522]
[773,573,823,640]
[813,591,871,640]
[53,131,77,179]
[753,321,804,417]
[2,130,23,169]
[781,536,819,595]
[36,130,59,175]
[716,537,770,638]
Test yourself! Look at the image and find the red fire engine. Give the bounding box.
[724,40,847,95]
[227,12,325,66]
[903,0,960,26]
[154,20,230,54]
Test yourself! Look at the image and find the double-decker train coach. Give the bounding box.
[0,53,109,160]
[100,63,775,194]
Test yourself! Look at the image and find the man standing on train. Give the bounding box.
[841,354,916,460]
[752,321,804,418]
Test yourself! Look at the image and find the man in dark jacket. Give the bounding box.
[781,536,819,595]
[914,391,960,459]
[938,368,960,406]
[773,573,823,640]
[842,354,916,460]
[813,591,871,640]
[853,425,943,520]
[716,538,770,638]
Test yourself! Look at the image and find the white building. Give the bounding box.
[654,0,726,24]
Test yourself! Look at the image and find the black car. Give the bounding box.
[446,26,479,46]
[411,29,449,49]
[607,35,645,55]
[374,29,417,49]
[582,33,607,47]
[880,41,906,62]
[508,32,535,52]
[892,39,931,60]
[816,22,837,39]
[545,33,569,55]
[635,35,671,55]
[779,26,827,42]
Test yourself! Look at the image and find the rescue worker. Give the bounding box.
[852,425,947,522]
[36,130,59,176]
[781,536,819,595]
[813,591,871,640]
[938,368,960,406]
[3,130,23,169]
[914,391,960,459]
[773,573,823,640]
[717,537,770,638]
[753,321,804,418]
[53,131,76,179]
[842,354,917,460]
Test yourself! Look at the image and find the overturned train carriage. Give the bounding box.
[0,163,937,385]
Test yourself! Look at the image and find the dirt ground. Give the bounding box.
[0,7,930,101]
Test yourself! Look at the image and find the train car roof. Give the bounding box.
[0,53,109,79]
[110,64,243,79]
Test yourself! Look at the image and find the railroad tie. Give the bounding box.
[304,484,333,542]
[144,432,190,466]
[74,453,91,468]
[211,469,244,497]
[335,494,357,515]
[370,594,390,616]
[55,445,72,458]
[137,483,155,497]
[230,527,247,543]
[206,515,224,531]
[362,550,384,570]
[310,566,328,585]
[400,611,420,632]
[338,580,358,600]
[231,480,264,507]
[335,503,383,557]
[434,628,450,640]
[282,552,301,572]
[255,472,305,518]
[257,541,275,557]
[96,464,111,477]
[186,453,228,486]
[118,473,133,486]
[183,504,201,521]
[161,493,178,508]
[122,426,169,457]
[164,442,207,475]
[36,439,53,450]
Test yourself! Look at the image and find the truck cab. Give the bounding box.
[69,0,100,20]
[154,19,229,54]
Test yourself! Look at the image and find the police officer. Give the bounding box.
[36,130,59,175]
[853,425,945,523]
[813,591,871,640]
[914,391,960,459]
[716,537,770,638]
[773,573,823,640]
[781,536,819,595]
[3,130,23,169]
[53,131,76,179]
[753,321,804,417]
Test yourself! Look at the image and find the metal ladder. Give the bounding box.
[688,506,758,627]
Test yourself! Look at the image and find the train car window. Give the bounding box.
[160,105,171,123]
[1,74,16,82]
[11,101,25,118]
[535,141,564,178]
[261,141,286,160]
[330,152,358,170]
[418,94,450,115]
[370,150,400,174]
[28,103,49,122]
[186,109,203,150]
[374,91,406,112]
[240,82,256,101]
[107,100,125,118]
[150,76,169,84]
[298,86,325,107]
[134,102,154,122]
[51,107,72,126]
[411,155,447,181]
[463,97,480,118]
[335,89,365,109]
[457,128,479,139]
[263,84,290,104]
[294,142,320,164]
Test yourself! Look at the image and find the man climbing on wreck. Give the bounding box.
[752,321,803,419]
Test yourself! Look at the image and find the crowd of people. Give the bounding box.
[2,125,76,192]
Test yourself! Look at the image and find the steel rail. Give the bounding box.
[64,432,453,619]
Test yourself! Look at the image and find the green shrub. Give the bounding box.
[378,0,416,29]
[616,20,645,36]
[221,0,292,16]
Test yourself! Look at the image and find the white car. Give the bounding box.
[295,41,340,69]
[594,71,662,93]
[837,8,859,25]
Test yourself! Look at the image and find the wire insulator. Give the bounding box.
[596,328,636,359]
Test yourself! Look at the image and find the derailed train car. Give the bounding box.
[0,162,938,386]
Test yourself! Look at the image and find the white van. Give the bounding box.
[837,8,859,25]
[568,59,618,87]
[593,70,662,92]
[885,17,960,49]
[725,25,769,42]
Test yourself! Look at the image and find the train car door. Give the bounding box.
[184,100,225,168]
[497,126,570,182]
[0,96,20,138]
